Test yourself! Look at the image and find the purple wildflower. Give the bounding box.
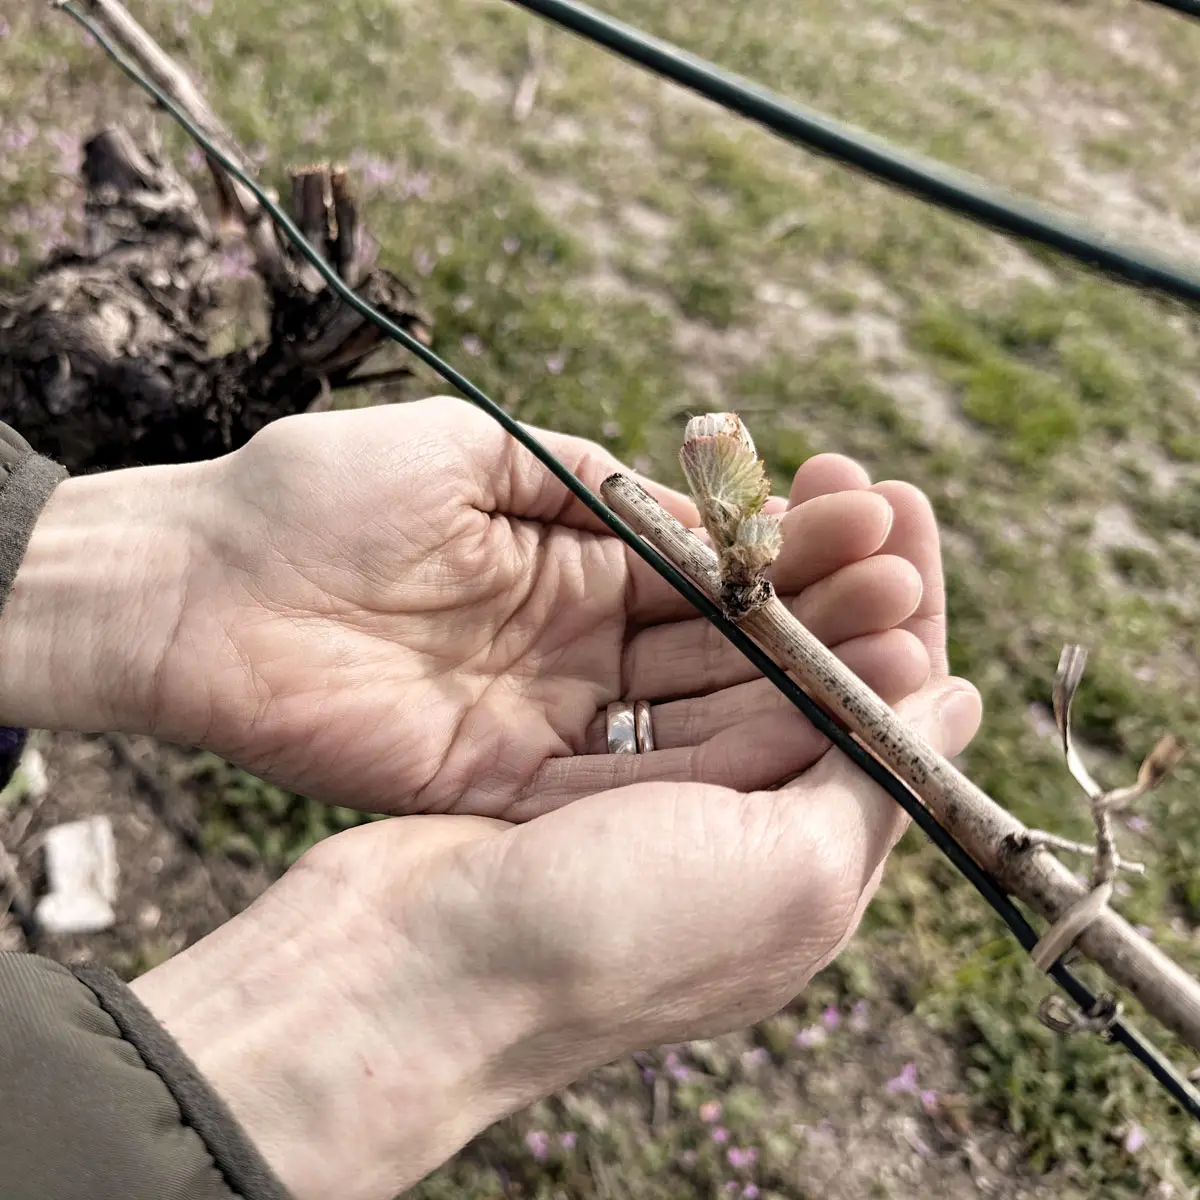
[546,354,565,375]
[461,334,484,357]
[887,1063,919,1095]
[699,1100,723,1124]
[559,1131,577,1150]
[665,1051,690,1082]
[1127,815,1148,834]
[186,148,205,171]
[524,1129,550,1162]
[0,18,10,39]
[680,1150,698,1166]
[920,1089,939,1115]
[727,1147,758,1172]
[742,1047,769,1068]
[794,1025,827,1049]
[850,1000,869,1032]
[822,1005,841,1031]
[1124,1123,1146,1153]
[743,1187,759,1200]
[711,1126,729,1144]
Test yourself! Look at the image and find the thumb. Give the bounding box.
[490,416,700,530]
[807,676,983,794]
[900,676,984,761]
[800,676,984,872]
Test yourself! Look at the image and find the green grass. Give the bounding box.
[6,0,1200,1193]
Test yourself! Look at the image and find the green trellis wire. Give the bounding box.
[1145,0,1200,18]
[56,0,1200,1120]
[507,0,1200,307]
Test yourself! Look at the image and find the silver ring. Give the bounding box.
[635,700,655,753]
[606,701,637,754]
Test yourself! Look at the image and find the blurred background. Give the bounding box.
[3,0,1200,1194]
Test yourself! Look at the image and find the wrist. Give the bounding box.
[0,463,209,735]
[128,822,584,1200]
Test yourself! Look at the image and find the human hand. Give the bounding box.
[128,460,980,1200]
[0,399,936,815]
[130,682,981,1200]
[147,400,939,813]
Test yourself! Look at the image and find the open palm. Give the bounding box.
[155,398,940,817]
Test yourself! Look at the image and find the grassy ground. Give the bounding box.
[4,0,1200,1193]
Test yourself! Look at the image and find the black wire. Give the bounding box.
[503,0,1200,309]
[58,1,1200,1120]
[1142,0,1200,18]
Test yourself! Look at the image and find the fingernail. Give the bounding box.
[936,684,982,757]
[875,495,895,543]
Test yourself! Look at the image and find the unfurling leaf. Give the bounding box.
[684,412,757,457]
[724,513,783,578]
[679,431,770,547]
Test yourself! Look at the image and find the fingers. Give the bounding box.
[627,488,895,626]
[518,430,701,529]
[511,628,930,821]
[624,553,922,700]
[792,678,983,889]
[788,453,872,506]
[509,709,827,822]
[606,629,927,752]
[870,481,948,676]
[452,399,701,530]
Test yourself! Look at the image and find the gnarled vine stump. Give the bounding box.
[0,126,430,472]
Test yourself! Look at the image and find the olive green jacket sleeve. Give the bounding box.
[0,424,291,1198]
[0,954,291,1200]
[0,421,68,787]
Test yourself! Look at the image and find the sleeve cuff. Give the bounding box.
[0,953,291,1200]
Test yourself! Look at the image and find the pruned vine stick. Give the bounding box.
[73,0,287,281]
[600,472,1200,1054]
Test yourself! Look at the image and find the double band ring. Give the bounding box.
[606,700,655,754]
